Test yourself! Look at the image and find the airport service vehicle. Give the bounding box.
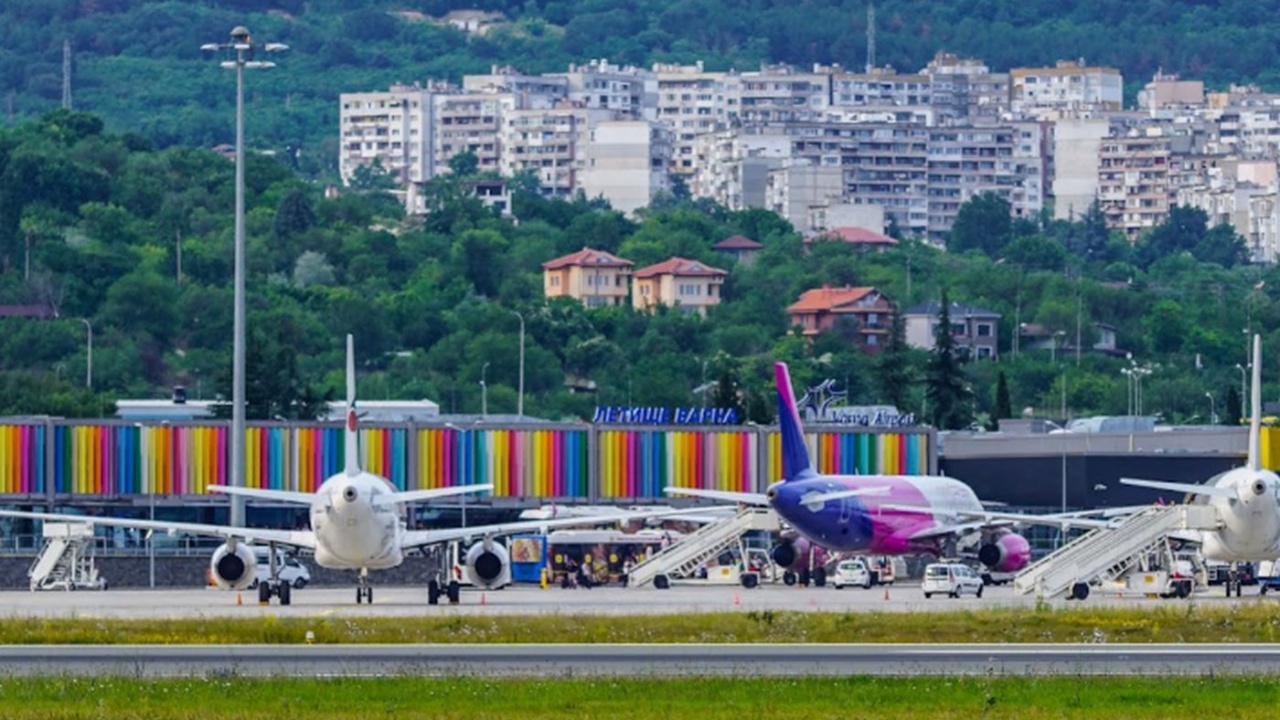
[250,548,310,590]
[1122,336,1280,567]
[668,363,1112,579]
[922,562,984,599]
[832,558,873,589]
[0,336,689,607]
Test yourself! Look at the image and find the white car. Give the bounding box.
[250,548,311,589]
[832,558,873,589]
[922,562,983,599]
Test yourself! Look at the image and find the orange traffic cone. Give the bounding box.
[236,593,242,606]
[733,591,741,607]
[883,587,890,601]
[480,592,487,606]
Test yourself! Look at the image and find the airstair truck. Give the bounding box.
[29,522,108,591]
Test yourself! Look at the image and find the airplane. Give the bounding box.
[1121,334,1280,565]
[0,335,694,606]
[666,361,1117,584]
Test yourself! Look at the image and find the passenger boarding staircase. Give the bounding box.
[1013,504,1218,598]
[29,522,107,591]
[627,508,780,588]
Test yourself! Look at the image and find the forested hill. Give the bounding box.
[3,1,1279,176]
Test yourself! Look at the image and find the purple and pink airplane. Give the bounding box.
[668,362,1116,579]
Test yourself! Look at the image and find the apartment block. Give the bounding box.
[541,248,633,308]
[1011,60,1123,114]
[500,103,616,198]
[923,52,1010,122]
[729,64,831,125]
[653,62,728,177]
[578,121,672,216]
[432,90,518,176]
[462,65,568,108]
[691,129,792,209]
[339,84,443,187]
[631,257,728,316]
[1097,132,1174,240]
[550,60,655,119]
[1053,117,1109,220]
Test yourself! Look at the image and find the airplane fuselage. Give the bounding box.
[309,471,405,570]
[769,474,985,555]
[1197,467,1280,561]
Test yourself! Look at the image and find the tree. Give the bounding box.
[1225,384,1242,425]
[874,312,913,411]
[448,150,479,178]
[994,370,1012,424]
[947,192,1012,258]
[924,292,972,430]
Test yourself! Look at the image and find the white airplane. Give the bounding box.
[0,335,688,606]
[1122,334,1280,562]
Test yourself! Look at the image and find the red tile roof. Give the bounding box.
[815,226,898,245]
[633,257,728,279]
[541,247,634,270]
[713,234,764,250]
[787,286,878,313]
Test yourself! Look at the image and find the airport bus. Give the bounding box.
[546,529,684,586]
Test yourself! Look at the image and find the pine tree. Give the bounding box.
[924,291,973,430]
[994,370,1012,427]
[875,312,914,411]
[1225,385,1241,425]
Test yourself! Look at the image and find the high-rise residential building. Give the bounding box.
[550,59,655,119]
[579,121,672,216]
[691,129,792,210]
[922,52,1010,122]
[1011,60,1123,114]
[462,65,569,108]
[432,90,518,176]
[339,84,445,187]
[729,64,831,125]
[1097,131,1174,240]
[500,102,617,198]
[1052,117,1109,221]
[652,62,728,177]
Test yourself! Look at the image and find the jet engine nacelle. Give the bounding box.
[464,539,511,589]
[977,532,1032,573]
[209,542,257,591]
[770,537,818,570]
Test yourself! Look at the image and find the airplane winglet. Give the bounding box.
[1248,333,1262,472]
[344,333,360,477]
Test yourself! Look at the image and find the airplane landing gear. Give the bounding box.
[428,577,442,606]
[256,542,291,606]
[356,568,373,604]
[447,579,461,604]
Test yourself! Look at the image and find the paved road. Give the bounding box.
[0,643,1275,677]
[0,583,1260,618]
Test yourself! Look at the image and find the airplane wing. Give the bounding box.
[372,484,495,508]
[883,503,1117,532]
[663,487,768,505]
[210,486,321,506]
[400,508,710,550]
[1119,477,1237,500]
[0,509,316,549]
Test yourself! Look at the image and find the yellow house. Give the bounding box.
[541,247,634,308]
[632,256,728,316]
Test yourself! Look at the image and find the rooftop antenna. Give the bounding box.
[866,4,876,73]
[61,39,72,110]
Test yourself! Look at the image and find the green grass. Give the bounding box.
[3,677,1280,719]
[6,602,1280,644]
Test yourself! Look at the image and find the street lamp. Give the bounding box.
[202,27,287,528]
[1206,391,1217,425]
[509,309,525,419]
[78,318,91,390]
[480,361,489,417]
[1236,363,1248,423]
[1051,330,1066,364]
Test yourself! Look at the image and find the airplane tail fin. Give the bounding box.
[1248,333,1262,472]
[774,362,814,482]
[344,333,360,477]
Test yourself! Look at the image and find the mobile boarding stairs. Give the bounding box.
[1012,504,1218,599]
[29,522,108,591]
[627,508,781,589]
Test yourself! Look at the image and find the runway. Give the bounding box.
[0,582,1264,618]
[0,643,1277,677]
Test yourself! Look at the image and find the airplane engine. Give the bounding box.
[209,542,257,591]
[977,532,1032,573]
[770,540,798,569]
[770,537,815,570]
[464,539,511,589]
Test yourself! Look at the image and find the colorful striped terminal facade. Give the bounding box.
[0,421,935,502]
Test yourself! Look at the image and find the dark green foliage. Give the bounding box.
[947,192,1012,259]
[924,291,972,430]
[1224,384,1241,426]
[874,313,913,412]
[995,370,1012,421]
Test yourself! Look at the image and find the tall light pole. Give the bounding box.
[1206,391,1217,425]
[79,318,92,390]
[510,309,525,419]
[480,361,489,417]
[202,27,286,528]
[1051,330,1065,364]
[1236,363,1248,423]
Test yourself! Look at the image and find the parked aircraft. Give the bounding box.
[667,361,1115,583]
[0,335,684,606]
[1122,334,1280,564]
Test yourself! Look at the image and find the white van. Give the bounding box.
[250,548,311,589]
[922,562,983,599]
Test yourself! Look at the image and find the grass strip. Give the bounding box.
[2,676,1280,719]
[4,603,1280,644]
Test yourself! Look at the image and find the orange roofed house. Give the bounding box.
[632,257,728,316]
[541,248,634,308]
[787,285,895,353]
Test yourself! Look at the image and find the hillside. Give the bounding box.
[3,1,1279,174]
